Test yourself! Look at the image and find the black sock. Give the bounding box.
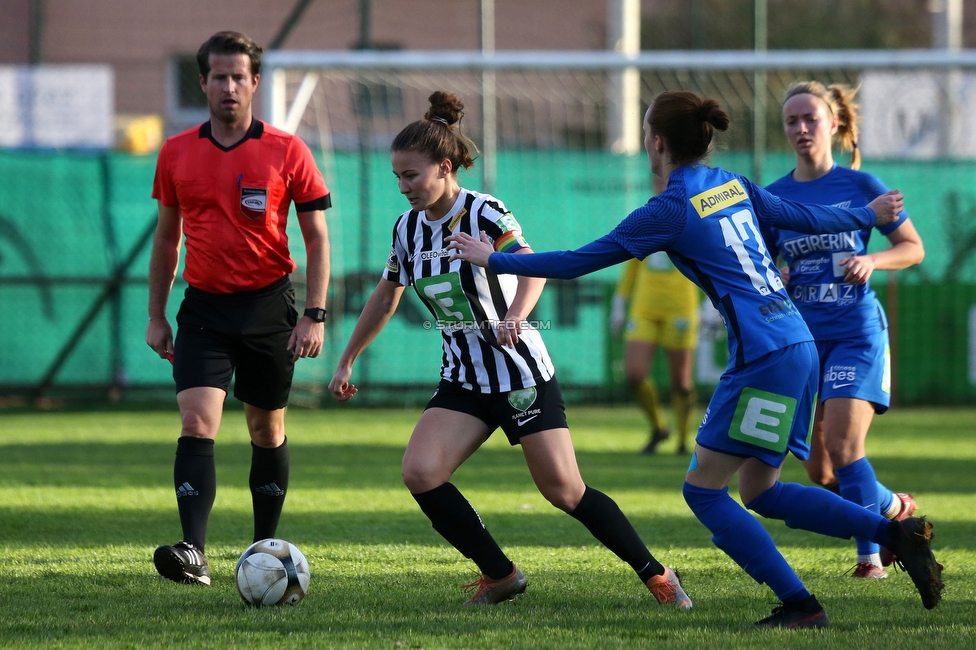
[412,482,513,580]
[250,437,290,542]
[569,486,664,583]
[174,437,216,551]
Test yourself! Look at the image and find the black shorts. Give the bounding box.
[425,377,568,445]
[174,275,298,410]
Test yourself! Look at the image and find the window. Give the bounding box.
[174,55,207,109]
[166,54,209,132]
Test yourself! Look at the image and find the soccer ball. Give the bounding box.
[235,538,310,607]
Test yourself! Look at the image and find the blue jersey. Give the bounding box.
[490,164,877,369]
[763,166,907,340]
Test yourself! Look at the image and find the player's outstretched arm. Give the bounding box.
[750,179,881,234]
[146,202,182,360]
[448,232,632,279]
[328,279,405,401]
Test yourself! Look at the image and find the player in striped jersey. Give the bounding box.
[764,82,925,579]
[329,92,690,609]
[385,188,554,392]
[448,91,942,626]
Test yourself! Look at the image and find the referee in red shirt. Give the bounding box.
[146,31,331,586]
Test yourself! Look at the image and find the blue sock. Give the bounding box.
[683,482,808,602]
[746,481,890,545]
[834,458,881,556]
[877,481,895,516]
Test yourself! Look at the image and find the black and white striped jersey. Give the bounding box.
[382,188,555,393]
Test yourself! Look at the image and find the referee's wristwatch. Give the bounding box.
[304,307,328,323]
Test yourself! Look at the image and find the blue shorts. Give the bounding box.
[817,331,890,414]
[696,341,819,468]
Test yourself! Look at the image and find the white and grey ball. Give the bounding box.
[235,538,310,607]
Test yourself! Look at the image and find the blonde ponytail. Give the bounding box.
[828,84,861,170]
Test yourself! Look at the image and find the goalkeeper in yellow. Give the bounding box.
[610,179,701,454]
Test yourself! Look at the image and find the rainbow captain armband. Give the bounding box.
[493,230,528,252]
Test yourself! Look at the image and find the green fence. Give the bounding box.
[1,149,974,405]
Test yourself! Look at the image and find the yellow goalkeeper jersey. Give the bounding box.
[614,252,699,320]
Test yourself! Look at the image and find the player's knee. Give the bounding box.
[804,467,835,488]
[179,412,217,438]
[621,359,645,383]
[823,441,859,468]
[251,430,284,449]
[538,482,582,512]
[401,461,447,494]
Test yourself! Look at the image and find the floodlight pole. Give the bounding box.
[931,0,963,50]
[752,0,767,185]
[481,0,497,194]
[356,0,373,381]
[29,0,44,64]
[931,0,963,158]
[607,0,641,155]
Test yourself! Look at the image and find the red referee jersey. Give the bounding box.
[152,119,330,294]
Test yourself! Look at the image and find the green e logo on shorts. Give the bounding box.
[508,387,537,412]
[728,387,797,453]
[415,273,475,324]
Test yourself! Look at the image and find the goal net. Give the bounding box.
[263,49,976,403]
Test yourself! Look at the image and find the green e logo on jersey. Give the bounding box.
[415,273,475,324]
[728,388,797,453]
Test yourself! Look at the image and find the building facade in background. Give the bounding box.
[0,0,610,133]
[3,0,974,137]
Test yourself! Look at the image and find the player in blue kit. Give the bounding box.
[764,81,926,579]
[447,90,943,628]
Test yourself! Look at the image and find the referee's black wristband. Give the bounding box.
[304,307,328,323]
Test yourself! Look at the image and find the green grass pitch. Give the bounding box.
[0,405,973,649]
